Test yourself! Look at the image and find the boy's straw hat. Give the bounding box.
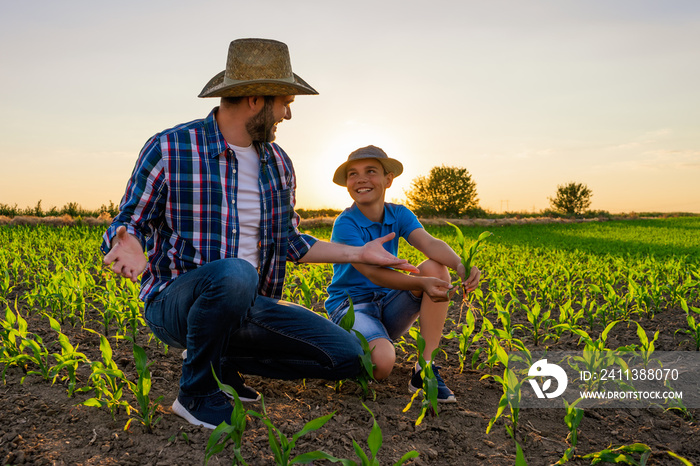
[198,38,318,98]
[333,145,403,187]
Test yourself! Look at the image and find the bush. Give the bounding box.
[404,165,479,218]
[548,182,593,216]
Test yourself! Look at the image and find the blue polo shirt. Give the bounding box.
[325,202,423,313]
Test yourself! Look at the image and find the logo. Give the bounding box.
[528,359,568,399]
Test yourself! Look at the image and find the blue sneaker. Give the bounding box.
[408,364,457,403]
[221,370,261,402]
[172,391,233,429]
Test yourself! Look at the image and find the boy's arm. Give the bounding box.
[407,228,481,292]
[352,262,453,302]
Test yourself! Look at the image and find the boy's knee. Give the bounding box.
[418,259,450,282]
[370,339,396,380]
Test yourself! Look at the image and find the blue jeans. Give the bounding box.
[144,258,363,397]
[327,289,422,342]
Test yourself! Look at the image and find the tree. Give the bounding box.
[404,165,479,217]
[548,182,592,215]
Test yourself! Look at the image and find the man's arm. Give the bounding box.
[299,232,420,274]
[102,135,165,281]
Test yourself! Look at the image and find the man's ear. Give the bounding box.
[247,96,264,111]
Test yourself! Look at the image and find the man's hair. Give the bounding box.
[221,96,246,106]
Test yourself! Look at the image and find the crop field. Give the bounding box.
[1,217,699,465]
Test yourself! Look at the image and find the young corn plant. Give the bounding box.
[582,443,693,466]
[633,322,659,368]
[402,332,439,426]
[80,330,132,420]
[250,396,342,466]
[676,299,700,351]
[1,300,28,382]
[206,368,252,465]
[47,315,89,397]
[337,296,376,400]
[556,398,584,464]
[443,306,480,372]
[445,223,492,296]
[124,342,163,433]
[482,354,530,466]
[347,402,419,466]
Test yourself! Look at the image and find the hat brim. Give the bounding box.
[198,70,318,98]
[333,157,403,187]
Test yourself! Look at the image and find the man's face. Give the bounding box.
[246,95,294,143]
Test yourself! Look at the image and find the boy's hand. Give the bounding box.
[459,265,481,293]
[103,225,147,282]
[421,277,454,302]
[359,233,420,274]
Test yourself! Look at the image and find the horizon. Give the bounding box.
[1,1,699,214]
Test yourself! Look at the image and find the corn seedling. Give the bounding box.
[582,443,693,466]
[124,342,163,433]
[80,330,132,420]
[206,368,252,465]
[677,299,700,351]
[46,315,89,397]
[250,395,342,465]
[346,402,419,466]
[556,398,584,464]
[402,332,439,426]
[445,223,492,294]
[337,296,376,399]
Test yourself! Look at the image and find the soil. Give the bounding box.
[2,296,699,466]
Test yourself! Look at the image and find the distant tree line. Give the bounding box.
[0,200,120,219]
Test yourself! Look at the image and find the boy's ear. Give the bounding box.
[385,172,395,188]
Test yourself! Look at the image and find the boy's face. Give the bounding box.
[345,158,394,206]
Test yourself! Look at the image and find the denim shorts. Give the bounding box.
[328,289,422,342]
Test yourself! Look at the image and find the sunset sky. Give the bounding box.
[1,0,699,214]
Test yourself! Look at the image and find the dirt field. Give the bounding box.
[1,300,698,466]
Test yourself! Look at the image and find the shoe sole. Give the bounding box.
[171,399,218,430]
[222,390,261,403]
[408,382,457,403]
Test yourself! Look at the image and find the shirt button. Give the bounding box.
[232,228,237,234]
[233,169,237,174]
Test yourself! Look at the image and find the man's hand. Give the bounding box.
[103,225,147,282]
[359,233,420,274]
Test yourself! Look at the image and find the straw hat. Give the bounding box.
[198,38,318,98]
[333,145,404,187]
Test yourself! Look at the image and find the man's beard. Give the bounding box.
[246,97,276,143]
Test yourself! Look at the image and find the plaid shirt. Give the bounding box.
[101,108,317,302]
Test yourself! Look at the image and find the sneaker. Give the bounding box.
[172,391,233,429]
[221,370,261,402]
[408,364,457,403]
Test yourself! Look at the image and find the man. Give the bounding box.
[102,39,418,429]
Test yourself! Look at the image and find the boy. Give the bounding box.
[325,145,481,402]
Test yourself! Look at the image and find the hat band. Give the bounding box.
[223,75,296,86]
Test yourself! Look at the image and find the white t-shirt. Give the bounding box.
[229,143,261,268]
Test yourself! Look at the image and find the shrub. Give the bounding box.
[548,182,592,216]
[404,165,479,218]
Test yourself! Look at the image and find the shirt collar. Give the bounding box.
[205,107,273,165]
[204,107,229,159]
[349,203,396,228]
